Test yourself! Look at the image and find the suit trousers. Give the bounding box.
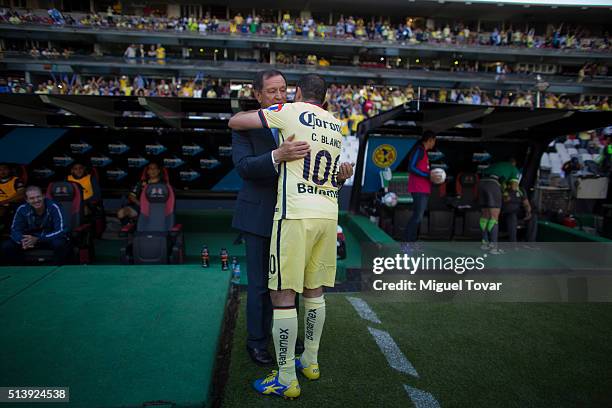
[244,232,273,349]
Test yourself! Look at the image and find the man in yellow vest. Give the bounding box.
[0,163,25,231]
[67,162,102,215]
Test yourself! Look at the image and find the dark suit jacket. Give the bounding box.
[231,129,278,237]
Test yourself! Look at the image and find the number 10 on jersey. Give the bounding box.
[302,144,340,188]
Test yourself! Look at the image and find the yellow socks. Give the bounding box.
[301,295,326,367]
[273,307,298,386]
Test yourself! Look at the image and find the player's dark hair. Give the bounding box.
[420,130,437,144]
[253,70,287,91]
[406,130,437,166]
[296,74,327,104]
[70,160,88,170]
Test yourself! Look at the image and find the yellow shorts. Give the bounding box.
[268,218,337,293]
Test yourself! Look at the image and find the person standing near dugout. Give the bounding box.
[403,131,437,242]
[229,74,353,399]
[478,158,520,254]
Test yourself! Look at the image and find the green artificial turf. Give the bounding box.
[222,293,407,407]
[223,293,612,407]
[0,265,231,408]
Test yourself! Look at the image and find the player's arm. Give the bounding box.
[228,110,264,131]
[408,146,429,177]
[128,182,142,206]
[521,188,532,220]
[9,205,27,244]
[230,103,290,132]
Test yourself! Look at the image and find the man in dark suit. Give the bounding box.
[232,70,310,365]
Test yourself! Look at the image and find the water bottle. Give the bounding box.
[232,262,241,285]
[220,248,229,271]
[201,245,209,268]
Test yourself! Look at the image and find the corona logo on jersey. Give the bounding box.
[298,111,343,134]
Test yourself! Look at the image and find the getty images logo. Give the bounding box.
[298,111,342,134]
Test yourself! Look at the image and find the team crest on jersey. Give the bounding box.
[267,104,284,112]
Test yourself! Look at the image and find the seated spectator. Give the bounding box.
[0,163,25,230]
[116,162,163,225]
[0,185,72,265]
[66,162,102,213]
[562,157,582,176]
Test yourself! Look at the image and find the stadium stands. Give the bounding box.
[1,7,610,52]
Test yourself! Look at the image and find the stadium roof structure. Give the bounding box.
[0,94,260,130]
[357,101,612,140]
[350,101,612,210]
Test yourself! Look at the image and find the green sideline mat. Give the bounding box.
[0,265,231,408]
[0,266,58,304]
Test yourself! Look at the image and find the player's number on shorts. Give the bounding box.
[302,147,340,187]
[269,254,276,275]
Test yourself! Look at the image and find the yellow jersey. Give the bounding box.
[0,176,23,202]
[260,102,343,221]
[67,174,94,201]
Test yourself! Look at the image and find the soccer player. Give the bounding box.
[478,157,520,254]
[228,74,353,399]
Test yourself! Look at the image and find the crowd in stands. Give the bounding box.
[1,75,609,138]
[1,7,611,51]
[0,75,228,98]
[5,42,607,82]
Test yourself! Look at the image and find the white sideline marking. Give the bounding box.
[404,384,441,408]
[368,327,419,378]
[346,296,381,324]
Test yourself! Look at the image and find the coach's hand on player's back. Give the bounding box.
[337,162,354,183]
[272,134,310,163]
